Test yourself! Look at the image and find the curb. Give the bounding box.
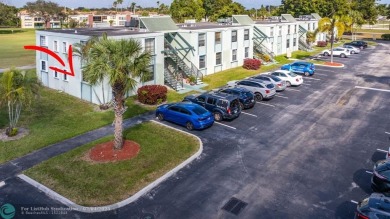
[19,120,203,213]
[314,63,345,68]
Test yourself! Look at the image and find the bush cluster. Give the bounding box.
[381,34,390,41]
[137,85,167,105]
[6,127,18,137]
[243,58,262,70]
[316,41,328,47]
[0,29,25,34]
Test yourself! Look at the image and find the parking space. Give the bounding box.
[138,42,390,218]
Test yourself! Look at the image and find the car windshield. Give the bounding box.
[266,84,274,89]
[192,105,208,115]
[288,72,297,77]
[270,76,281,82]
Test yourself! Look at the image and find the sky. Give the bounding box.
[3,0,390,9]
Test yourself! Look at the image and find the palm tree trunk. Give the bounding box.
[113,88,124,150]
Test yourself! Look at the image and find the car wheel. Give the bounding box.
[186,122,194,131]
[286,81,291,87]
[157,113,164,121]
[213,112,223,121]
[239,102,244,110]
[324,52,329,56]
[255,93,263,101]
[351,51,355,54]
[304,72,310,76]
[340,53,346,58]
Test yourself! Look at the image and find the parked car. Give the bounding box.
[227,79,276,101]
[270,70,303,87]
[371,159,390,193]
[322,47,350,58]
[216,87,255,109]
[355,193,390,219]
[344,40,368,49]
[250,74,287,92]
[156,102,214,130]
[343,45,360,54]
[183,92,241,121]
[280,61,315,76]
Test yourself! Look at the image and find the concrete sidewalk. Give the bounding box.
[0,111,154,182]
[0,65,35,73]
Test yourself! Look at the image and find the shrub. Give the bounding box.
[381,34,390,41]
[6,127,18,137]
[243,58,261,70]
[137,85,167,105]
[316,41,328,47]
[259,54,271,63]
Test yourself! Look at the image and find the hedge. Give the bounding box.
[243,58,262,70]
[381,34,390,41]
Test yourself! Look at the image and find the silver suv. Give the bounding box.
[227,79,276,101]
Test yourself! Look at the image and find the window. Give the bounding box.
[196,96,206,103]
[62,42,67,53]
[169,106,180,112]
[54,70,58,78]
[198,33,205,47]
[216,52,221,65]
[288,25,291,34]
[286,39,290,48]
[145,38,155,54]
[145,65,154,81]
[41,60,47,71]
[63,72,68,81]
[245,47,249,58]
[53,41,58,52]
[294,25,297,33]
[279,26,282,35]
[179,108,191,115]
[40,36,46,46]
[231,30,237,42]
[215,32,221,44]
[199,55,206,69]
[232,49,237,61]
[293,38,297,47]
[270,27,274,37]
[206,97,217,105]
[244,29,249,40]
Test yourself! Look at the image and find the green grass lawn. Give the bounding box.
[355,29,390,34]
[0,75,150,163]
[0,29,36,69]
[25,122,199,206]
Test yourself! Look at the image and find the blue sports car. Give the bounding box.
[156,102,214,130]
[281,61,315,76]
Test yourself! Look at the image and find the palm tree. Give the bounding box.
[81,33,152,150]
[130,2,136,14]
[113,1,118,12]
[0,69,40,136]
[157,1,160,14]
[116,0,123,11]
[317,16,346,63]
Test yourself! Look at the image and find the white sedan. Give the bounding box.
[269,70,303,87]
[322,47,350,58]
[343,45,360,54]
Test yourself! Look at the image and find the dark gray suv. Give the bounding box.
[355,193,390,219]
[183,93,241,121]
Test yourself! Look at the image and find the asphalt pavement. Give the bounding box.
[1,41,390,219]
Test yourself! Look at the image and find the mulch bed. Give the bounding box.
[88,140,140,163]
[323,62,343,67]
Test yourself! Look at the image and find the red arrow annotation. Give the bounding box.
[24,45,75,77]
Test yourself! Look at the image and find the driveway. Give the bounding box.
[1,42,389,218]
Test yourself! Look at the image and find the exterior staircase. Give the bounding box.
[253,26,276,63]
[298,25,312,51]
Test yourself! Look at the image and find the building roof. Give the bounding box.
[41,27,157,37]
[140,16,178,31]
[281,14,297,22]
[232,15,254,25]
[311,13,322,20]
[178,22,248,31]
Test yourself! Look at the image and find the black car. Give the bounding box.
[355,193,390,219]
[183,93,241,121]
[344,40,368,49]
[216,87,255,109]
[372,159,390,193]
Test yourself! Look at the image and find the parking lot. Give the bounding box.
[125,42,390,219]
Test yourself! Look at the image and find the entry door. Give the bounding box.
[41,71,48,86]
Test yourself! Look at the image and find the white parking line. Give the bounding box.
[241,112,258,117]
[377,149,388,153]
[214,122,237,130]
[304,77,321,81]
[275,94,288,99]
[304,83,312,86]
[385,132,390,135]
[256,102,276,107]
[287,88,301,92]
[355,86,390,93]
[350,200,358,204]
[366,171,373,174]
